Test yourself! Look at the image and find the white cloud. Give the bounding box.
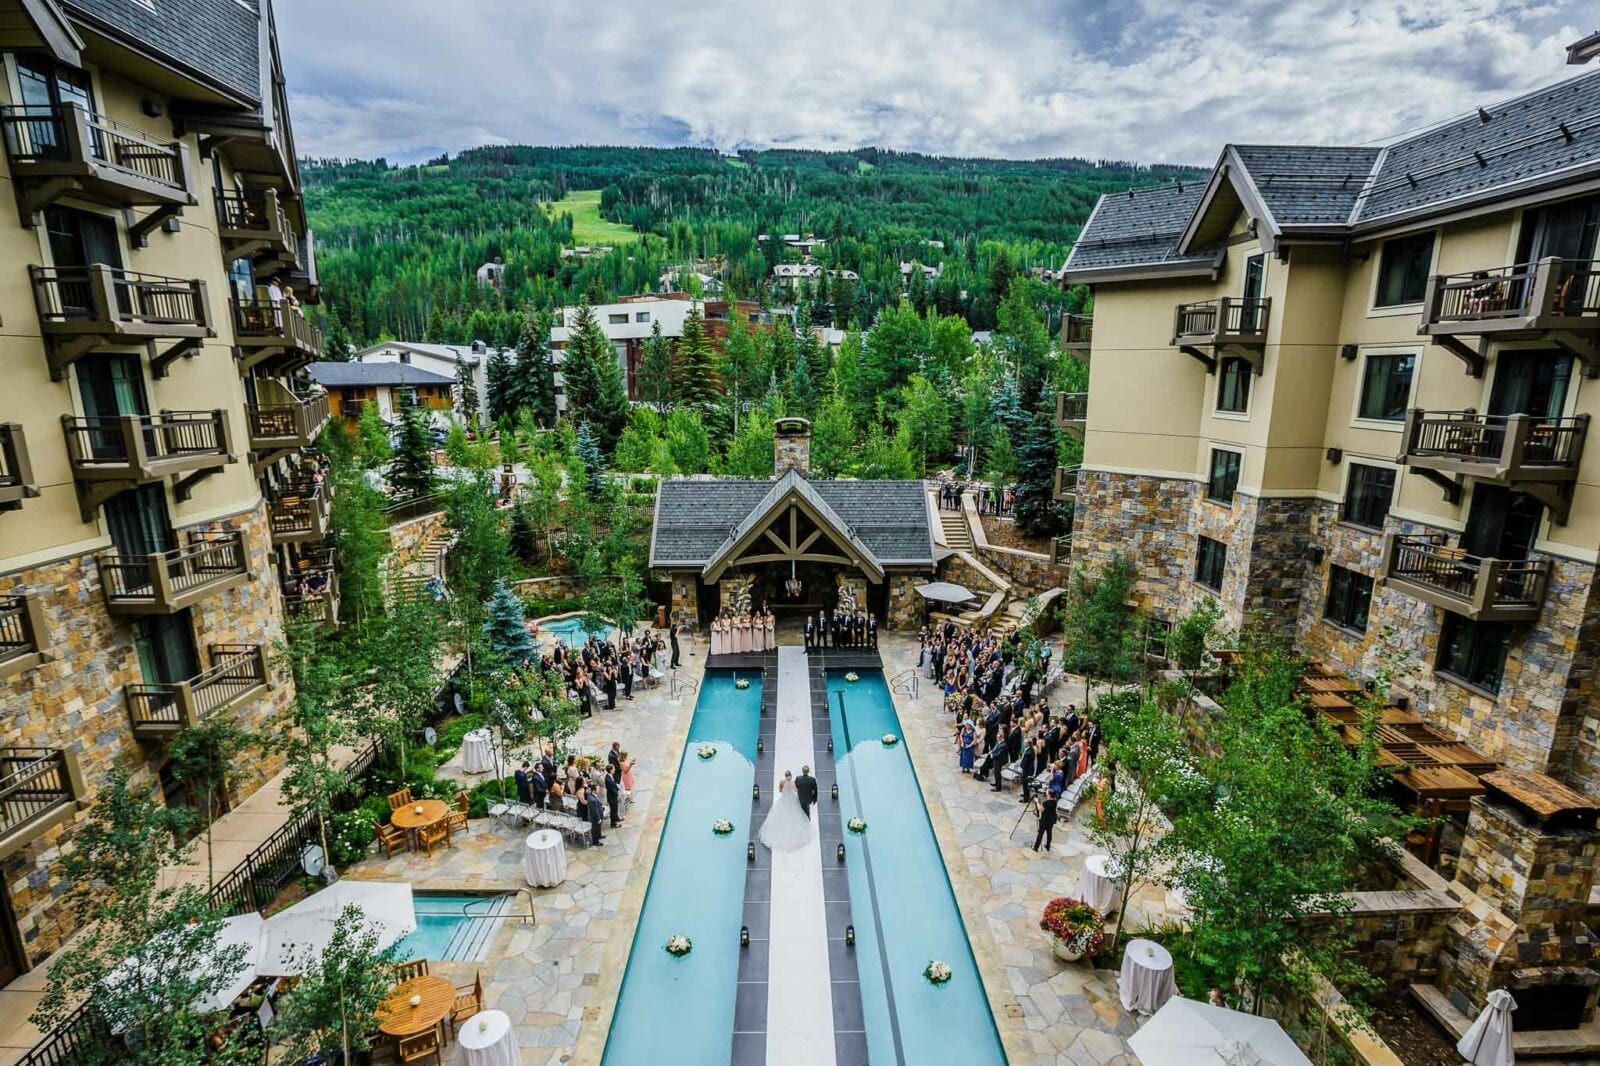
[275,0,1592,164]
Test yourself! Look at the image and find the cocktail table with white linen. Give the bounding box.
[460,728,496,774]
[1119,937,1177,1014]
[1077,853,1121,913]
[523,828,567,887]
[458,1008,520,1066]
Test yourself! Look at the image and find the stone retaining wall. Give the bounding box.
[387,510,448,568]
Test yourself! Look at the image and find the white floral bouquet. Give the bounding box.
[734,677,751,689]
[924,960,952,984]
[665,934,692,957]
[847,817,867,834]
[844,671,860,682]
[697,744,718,760]
[882,733,899,746]
[712,818,735,835]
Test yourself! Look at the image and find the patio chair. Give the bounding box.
[387,788,414,811]
[417,821,450,857]
[392,958,428,982]
[397,1030,442,1066]
[451,971,483,1030]
[375,820,409,858]
[445,791,469,838]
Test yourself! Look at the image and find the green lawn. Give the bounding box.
[536,189,641,246]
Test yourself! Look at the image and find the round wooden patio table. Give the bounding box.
[391,799,450,834]
[377,974,456,1036]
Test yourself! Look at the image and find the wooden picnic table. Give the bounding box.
[391,799,450,831]
[377,974,456,1037]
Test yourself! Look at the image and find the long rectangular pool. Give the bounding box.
[829,668,1007,1064]
[602,671,762,1064]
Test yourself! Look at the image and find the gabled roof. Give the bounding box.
[700,470,884,582]
[1061,181,1220,281]
[307,362,455,388]
[12,0,84,65]
[61,0,265,105]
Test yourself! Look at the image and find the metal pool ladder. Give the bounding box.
[890,668,919,699]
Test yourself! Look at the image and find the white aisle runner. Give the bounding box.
[766,646,837,1066]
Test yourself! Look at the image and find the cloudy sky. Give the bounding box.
[276,0,1594,166]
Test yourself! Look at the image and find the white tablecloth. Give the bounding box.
[523,829,567,887]
[1119,938,1177,1014]
[458,1008,520,1066]
[1078,853,1122,913]
[461,729,496,774]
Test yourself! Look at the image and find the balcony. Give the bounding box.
[1381,533,1551,622]
[0,594,51,680]
[233,299,324,375]
[125,644,269,740]
[99,531,251,616]
[1398,408,1589,523]
[269,477,332,545]
[0,422,40,510]
[1418,257,1600,375]
[283,550,340,627]
[1056,391,1087,434]
[31,265,212,380]
[249,391,331,472]
[1172,297,1270,372]
[1054,464,1079,502]
[1061,313,1092,357]
[0,749,85,861]
[0,104,195,224]
[216,188,298,265]
[61,410,233,519]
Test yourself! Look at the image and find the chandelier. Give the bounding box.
[785,560,802,598]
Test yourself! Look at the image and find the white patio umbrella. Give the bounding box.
[1457,989,1516,1066]
[101,912,265,1027]
[915,581,976,603]
[1129,997,1313,1066]
[259,880,415,976]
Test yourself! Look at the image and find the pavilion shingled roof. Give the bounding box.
[1481,769,1600,825]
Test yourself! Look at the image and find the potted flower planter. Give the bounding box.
[1039,897,1105,964]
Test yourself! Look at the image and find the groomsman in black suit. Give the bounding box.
[868,613,878,650]
[804,614,816,651]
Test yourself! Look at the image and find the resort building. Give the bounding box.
[0,0,322,985]
[1062,67,1600,1037]
[550,295,765,401]
[306,361,456,427]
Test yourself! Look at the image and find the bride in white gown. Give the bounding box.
[759,771,813,852]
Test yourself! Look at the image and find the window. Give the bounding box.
[1357,353,1415,421]
[635,312,650,323]
[1374,233,1434,306]
[1342,464,1396,529]
[1207,449,1242,503]
[1216,357,1251,413]
[1437,615,1512,693]
[1195,535,1227,590]
[1324,566,1373,633]
[608,314,628,325]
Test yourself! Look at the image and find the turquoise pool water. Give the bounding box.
[539,614,616,647]
[394,893,492,961]
[829,669,1007,1064]
[602,671,762,1064]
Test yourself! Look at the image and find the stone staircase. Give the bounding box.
[386,530,454,603]
[938,511,973,551]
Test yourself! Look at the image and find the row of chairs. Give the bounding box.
[488,801,593,844]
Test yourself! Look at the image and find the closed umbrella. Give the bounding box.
[1457,989,1516,1066]
[260,880,415,976]
[1129,997,1312,1066]
[915,581,976,603]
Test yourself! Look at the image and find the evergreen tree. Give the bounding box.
[509,501,538,562]
[561,301,608,422]
[670,303,722,410]
[454,354,480,430]
[787,349,817,418]
[1013,411,1064,537]
[575,422,604,491]
[637,320,673,410]
[587,341,631,455]
[388,405,436,500]
[485,345,516,422]
[810,392,856,478]
[512,309,558,426]
[481,579,536,665]
[996,280,1052,410]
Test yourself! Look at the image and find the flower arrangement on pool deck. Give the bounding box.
[924,960,952,985]
[1039,897,1106,962]
[844,671,860,683]
[882,733,899,746]
[665,934,692,957]
[697,744,718,760]
[712,818,735,836]
[847,817,868,834]
[734,677,751,690]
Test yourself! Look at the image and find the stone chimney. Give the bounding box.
[774,417,811,478]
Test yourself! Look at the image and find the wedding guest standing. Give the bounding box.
[605,763,623,828]
[580,784,605,846]
[1032,790,1058,852]
[670,623,681,668]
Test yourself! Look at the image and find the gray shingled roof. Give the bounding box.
[651,476,933,570]
[307,362,455,388]
[62,0,262,104]
[1231,145,1382,225]
[1061,181,1218,274]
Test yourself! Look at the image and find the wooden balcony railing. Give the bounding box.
[1172,296,1270,371]
[248,391,331,451]
[62,410,231,481]
[269,478,332,544]
[1399,409,1588,484]
[124,644,269,739]
[233,299,324,374]
[0,594,50,680]
[1419,258,1600,376]
[0,748,85,861]
[1061,313,1092,353]
[1054,464,1079,502]
[216,188,297,262]
[283,552,340,627]
[32,265,211,379]
[1381,533,1551,622]
[0,422,40,509]
[0,103,194,212]
[99,531,251,615]
[1055,391,1088,431]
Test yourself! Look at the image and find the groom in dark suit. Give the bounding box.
[794,765,818,819]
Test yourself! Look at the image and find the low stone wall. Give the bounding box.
[387,510,447,569]
[974,544,1058,597]
[513,575,585,602]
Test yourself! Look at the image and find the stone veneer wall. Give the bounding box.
[886,572,932,631]
[0,502,292,967]
[662,572,699,627]
[972,544,1059,597]
[386,510,447,569]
